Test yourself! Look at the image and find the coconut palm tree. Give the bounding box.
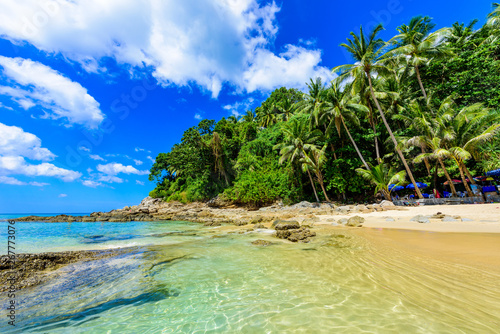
[295,77,328,118]
[241,110,256,123]
[334,24,424,199]
[300,145,331,202]
[317,80,371,170]
[383,16,453,101]
[445,20,479,47]
[487,3,500,27]
[256,107,277,128]
[356,163,406,201]
[274,117,322,202]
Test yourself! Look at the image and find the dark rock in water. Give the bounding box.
[0,248,133,291]
[251,239,273,246]
[232,220,249,226]
[203,221,221,227]
[81,234,138,244]
[275,227,316,243]
[272,220,300,230]
[346,216,365,227]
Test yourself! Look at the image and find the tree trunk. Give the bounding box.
[367,74,424,199]
[438,158,458,197]
[329,143,338,160]
[433,161,439,191]
[368,103,381,162]
[455,159,474,197]
[422,146,431,176]
[460,161,477,185]
[415,65,428,101]
[341,116,370,170]
[317,175,331,202]
[307,169,320,202]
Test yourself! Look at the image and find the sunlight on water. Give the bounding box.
[1,221,499,333]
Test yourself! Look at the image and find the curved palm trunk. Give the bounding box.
[307,169,320,202]
[368,74,424,199]
[460,161,477,185]
[341,116,370,170]
[367,103,381,162]
[421,146,431,176]
[317,175,331,202]
[438,158,458,197]
[415,65,428,101]
[454,158,474,197]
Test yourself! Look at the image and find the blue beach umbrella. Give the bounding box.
[406,182,428,189]
[388,184,405,192]
[486,169,500,176]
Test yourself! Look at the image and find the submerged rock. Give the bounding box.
[251,240,273,246]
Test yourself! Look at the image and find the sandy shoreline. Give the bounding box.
[315,203,500,233]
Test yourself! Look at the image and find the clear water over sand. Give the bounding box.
[1,221,499,333]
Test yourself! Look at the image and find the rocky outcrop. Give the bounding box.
[0,248,134,291]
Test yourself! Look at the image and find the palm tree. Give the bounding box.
[356,163,406,201]
[383,16,453,101]
[275,117,322,202]
[445,20,479,47]
[334,24,424,199]
[275,95,296,121]
[227,115,240,124]
[257,107,277,128]
[295,78,328,118]
[300,145,331,202]
[487,3,500,27]
[318,80,371,170]
[241,110,256,123]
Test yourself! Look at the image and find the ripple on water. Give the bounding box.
[3,228,500,333]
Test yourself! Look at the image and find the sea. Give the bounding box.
[0,216,499,333]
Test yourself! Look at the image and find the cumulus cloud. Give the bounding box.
[146,156,155,163]
[223,97,255,117]
[136,180,145,185]
[133,159,143,166]
[97,163,149,176]
[0,56,104,128]
[58,193,67,198]
[0,0,333,96]
[0,122,81,182]
[194,113,203,120]
[0,122,55,161]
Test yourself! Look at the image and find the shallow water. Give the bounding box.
[1,221,499,333]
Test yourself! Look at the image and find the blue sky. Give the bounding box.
[0,0,493,213]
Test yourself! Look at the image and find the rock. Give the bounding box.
[325,217,336,222]
[338,218,348,225]
[431,212,446,219]
[330,222,339,226]
[206,194,232,208]
[287,228,316,243]
[461,218,473,222]
[410,215,431,223]
[232,220,249,226]
[251,240,273,246]
[290,201,317,209]
[254,223,265,229]
[204,221,221,227]
[442,216,458,222]
[272,219,298,228]
[274,221,301,230]
[346,216,364,227]
[336,205,351,213]
[385,217,395,222]
[251,215,264,224]
[380,200,395,208]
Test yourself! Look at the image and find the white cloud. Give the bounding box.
[98,174,123,183]
[0,122,55,161]
[133,159,143,166]
[136,180,145,185]
[0,122,81,183]
[58,193,67,198]
[82,180,102,188]
[0,175,49,186]
[134,147,150,153]
[0,56,104,128]
[0,156,82,181]
[89,154,105,161]
[194,113,203,120]
[146,156,155,163]
[223,97,255,117]
[97,163,149,176]
[79,146,91,152]
[0,1,332,96]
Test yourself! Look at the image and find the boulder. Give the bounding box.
[442,216,458,222]
[254,223,266,229]
[410,215,430,224]
[338,218,348,225]
[204,221,221,227]
[274,221,301,230]
[346,216,365,227]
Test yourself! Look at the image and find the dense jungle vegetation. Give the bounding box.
[149,5,500,206]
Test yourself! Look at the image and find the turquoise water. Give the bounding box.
[1,220,499,333]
